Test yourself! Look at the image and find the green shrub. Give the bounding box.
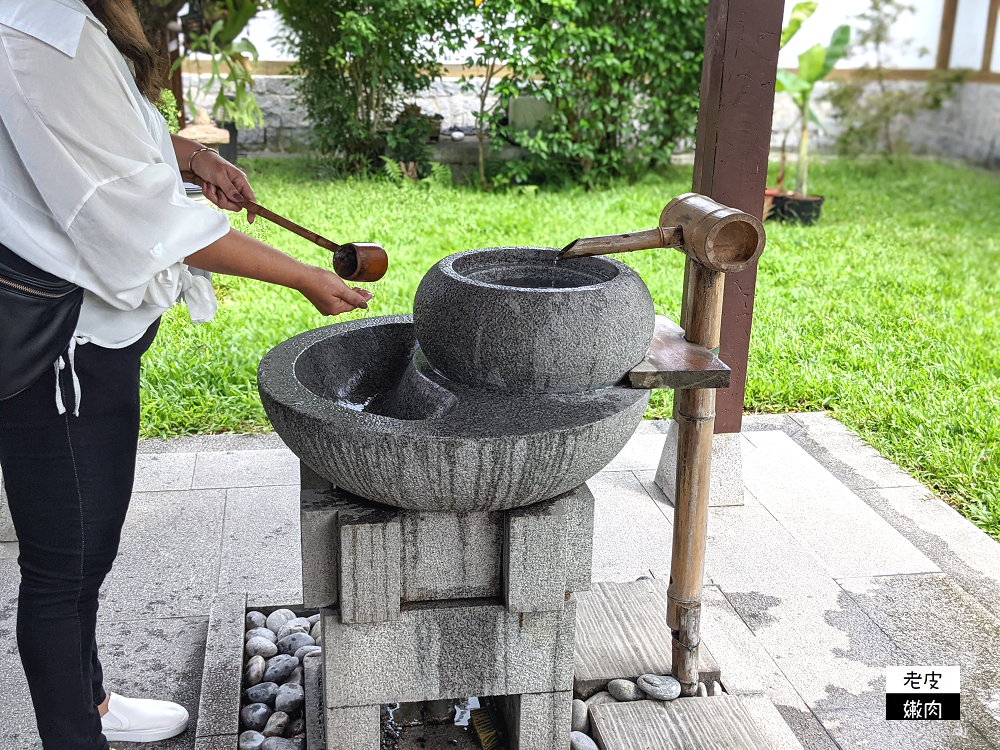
[275,0,462,172]
[156,88,181,134]
[491,0,707,185]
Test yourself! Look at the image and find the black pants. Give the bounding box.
[0,321,159,750]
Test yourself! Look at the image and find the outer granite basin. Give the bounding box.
[414,247,655,394]
[258,315,649,512]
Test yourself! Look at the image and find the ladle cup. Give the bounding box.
[246,201,388,282]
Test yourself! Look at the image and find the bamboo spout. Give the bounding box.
[559,226,684,259]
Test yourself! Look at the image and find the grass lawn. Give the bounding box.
[141,157,1000,540]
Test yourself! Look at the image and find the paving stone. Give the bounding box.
[855,485,1000,622]
[505,495,569,613]
[193,735,240,750]
[838,573,1000,744]
[192,448,300,489]
[811,705,996,749]
[218,486,302,597]
[589,696,769,750]
[573,580,720,700]
[324,704,380,750]
[704,496,902,713]
[588,472,672,582]
[138,432,288,454]
[195,593,247,740]
[96,615,209,750]
[323,598,577,706]
[602,433,667,472]
[0,558,39,749]
[736,693,807,750]
[99,489,226,619]
[338,503,401,624]
[742,431,938,579]
[0,541,17,559]
[654,420,748,507]
[634,419,671,435]
[132,451,196,492]
[740,414,805,435]
[498,691,572,750]
[789,412,922,491]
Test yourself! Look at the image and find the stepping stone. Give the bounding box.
[590,696,769,750]
[574,580,721,698]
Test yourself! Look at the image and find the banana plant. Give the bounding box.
[776,4,850,196]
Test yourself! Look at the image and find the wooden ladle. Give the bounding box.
[246,201,388,282]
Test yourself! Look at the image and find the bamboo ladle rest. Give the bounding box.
[562,193,765,696]
[246,201,389,283]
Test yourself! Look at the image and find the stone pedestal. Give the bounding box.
[300,462,593,749]
[654,419,745,507]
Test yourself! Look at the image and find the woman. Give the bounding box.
[0,1,371,747]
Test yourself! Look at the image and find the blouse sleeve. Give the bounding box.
[0,17,229,311]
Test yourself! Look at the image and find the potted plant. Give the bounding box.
[768,3,850,224]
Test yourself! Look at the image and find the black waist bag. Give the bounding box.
[0,242,84,401]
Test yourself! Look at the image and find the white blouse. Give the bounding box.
[0,0,230,349]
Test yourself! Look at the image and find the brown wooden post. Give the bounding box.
[694,0,785,434]
[937,0,960,70]
[983,0,1000,73]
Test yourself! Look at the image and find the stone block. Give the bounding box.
[589,696,769,750]
[323,597,577,707]
[195,592,247,740]
[505,495,568,613]
[304,654,325,750]
[654,419,745,506]
[564,483,594,593]
[574,580,720,699]
[338,503,401,624]
[400,510,502,601]
[499,691,573,750]
[300,473,350,609]
[324,704,381,750]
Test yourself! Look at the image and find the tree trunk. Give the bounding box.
[795,106,809,197]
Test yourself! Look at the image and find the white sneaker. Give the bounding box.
[100,693,189,742]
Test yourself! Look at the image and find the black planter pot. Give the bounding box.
[770,193,825,225]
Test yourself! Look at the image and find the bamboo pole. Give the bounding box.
[669,259,725,695]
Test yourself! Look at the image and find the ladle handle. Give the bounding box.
[246,201,340,253]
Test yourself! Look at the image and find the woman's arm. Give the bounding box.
[186,229,373,316]
[172,134,256,219]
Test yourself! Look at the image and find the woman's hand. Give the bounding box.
[296,266,374,316]
[190,150,257,222]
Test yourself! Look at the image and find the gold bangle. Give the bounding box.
[188,146,218,175]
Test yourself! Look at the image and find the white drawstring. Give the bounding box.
[53,356,66,415]
[53,337,85,417]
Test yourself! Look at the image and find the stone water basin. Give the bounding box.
[258,247,655,512]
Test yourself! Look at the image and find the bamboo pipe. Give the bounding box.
[658,194,764,696]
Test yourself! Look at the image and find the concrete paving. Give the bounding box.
[0,412,998,749]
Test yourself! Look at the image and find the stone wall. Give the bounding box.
[772,81,1000,167]
[184,73,1000,167]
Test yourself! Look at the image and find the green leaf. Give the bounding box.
[807,104,826,131]
[781,1,817,48]
[797,43,827,85]
[818,25,851,80]
[776,69,810,94]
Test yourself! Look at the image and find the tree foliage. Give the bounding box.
[491,0,706,185]
[824,0,964,157]
[275,0,463,172]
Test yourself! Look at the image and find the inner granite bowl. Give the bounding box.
[413,247,656,395]
[258,315,649,512]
